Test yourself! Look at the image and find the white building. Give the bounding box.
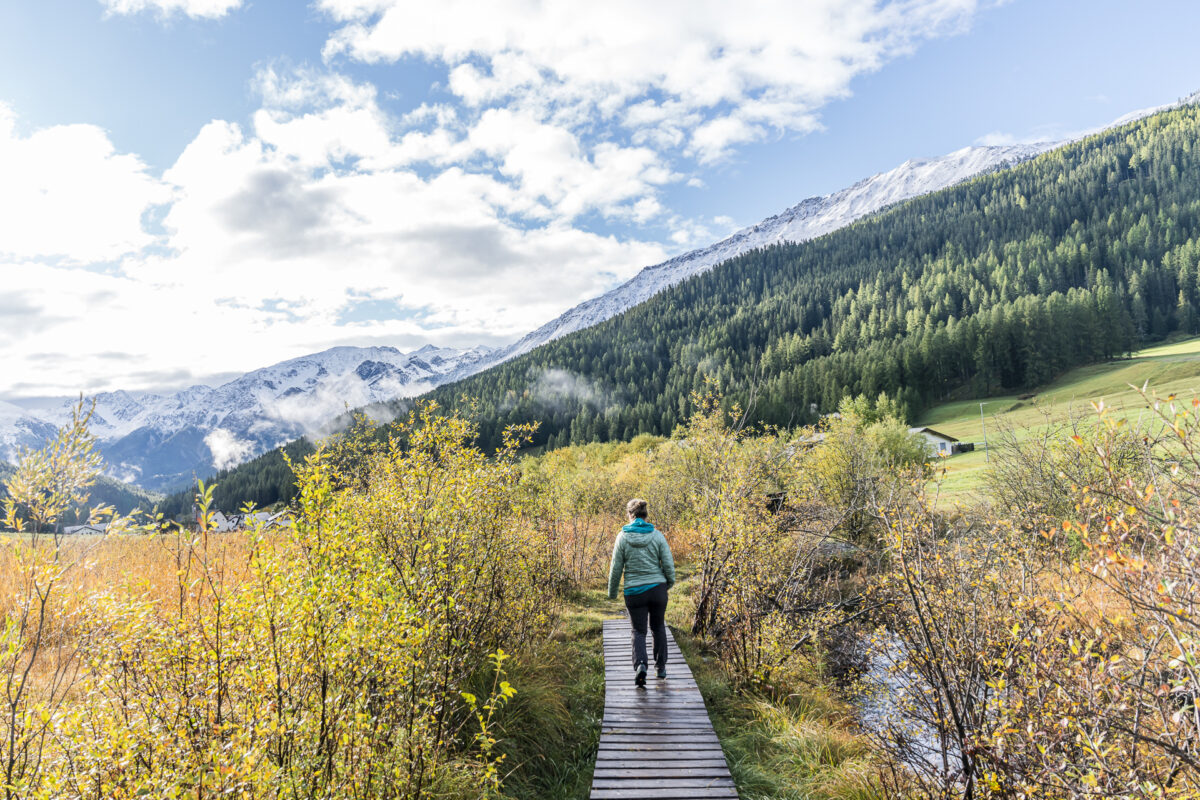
[908,427,960,456]
[62,523,108,535]
[205,510,292,532]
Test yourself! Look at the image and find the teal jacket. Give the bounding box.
[607,519,676,600]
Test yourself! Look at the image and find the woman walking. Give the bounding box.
[607,498,675,687]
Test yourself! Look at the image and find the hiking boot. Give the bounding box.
[634,662,647,687]
[656,668,667,680]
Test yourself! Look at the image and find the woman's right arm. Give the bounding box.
[659,535,676,589]
[607,534,625,600]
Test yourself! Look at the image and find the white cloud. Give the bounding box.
[148,98,667,323]
[204,428,254,469]
[973,122,1077,147]
[666,214,742,248]
[532,368,611,412]
[467,108,673,221]
[100,0,244,19]
[0,77,668,398]
[974,131,1017,146]
[319,0,990,163]
[0,104,169,262]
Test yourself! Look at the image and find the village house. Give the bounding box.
[205,510,292,532]
[908,426,971,456]
[62,523,109,535]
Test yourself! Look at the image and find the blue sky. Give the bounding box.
[2,0,1199,399]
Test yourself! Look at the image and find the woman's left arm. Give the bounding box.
[607,535,626,600]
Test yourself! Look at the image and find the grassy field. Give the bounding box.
[916,335,1200,505]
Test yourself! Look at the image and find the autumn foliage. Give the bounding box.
[4,387,1200,799]
[0,403,550,799]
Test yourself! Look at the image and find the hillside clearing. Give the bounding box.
[919,335,1200,505]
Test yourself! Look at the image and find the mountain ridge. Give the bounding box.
[4,142,1053,490]
[476,89,1200,369]
[2,344,495,492]
[164,95,1200,514]
[481,142,1056,370]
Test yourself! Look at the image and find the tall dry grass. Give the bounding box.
[0,406,562,799]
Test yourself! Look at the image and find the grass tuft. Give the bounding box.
[673,625,884,800]
[495,589,611,800]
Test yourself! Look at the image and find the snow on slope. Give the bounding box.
[1103,89,1200,129]
[485,143,1054,366]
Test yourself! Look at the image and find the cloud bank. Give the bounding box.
[204,428,255,470]
[320,0,988,163]
[2,1,992,399]
[0,103,168,262]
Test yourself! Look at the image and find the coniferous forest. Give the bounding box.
[165,101,1200,515]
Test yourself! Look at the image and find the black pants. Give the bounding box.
[624,584,669,671]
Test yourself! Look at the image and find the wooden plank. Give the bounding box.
[595,759,730,767]
[592,786,739,791]
[594,767,734,779]
[598,739,724,749]
[592,779,737,789]
[602,718,713,725]
[600,726,715,733]
[589,618,738,799]
[594,720,712,725]
[591,789,739,799]
[600,723,715,731]
[595,744,726,753]
[600,724,710,729]
[598,729,720,736]
[602,711,709,717]
[601,717,713,725]
[601,705,709,712]
[603,699,708,705]
[597,740,724,749]
[599,737,721,747]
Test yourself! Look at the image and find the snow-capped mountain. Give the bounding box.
[18,344,494,492]
[0,400,59,466]
[0,144,1092,491]
[482,142,1055,367]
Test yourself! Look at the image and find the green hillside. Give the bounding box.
[1,462,161,520]
[174,100,1200,513]
[921,335,1200,504]
[418,101,1200,450]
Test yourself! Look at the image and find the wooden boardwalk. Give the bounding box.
[590,618,738,799]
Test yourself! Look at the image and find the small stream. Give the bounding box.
[809,539,963,777]
[855,632,961,776]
